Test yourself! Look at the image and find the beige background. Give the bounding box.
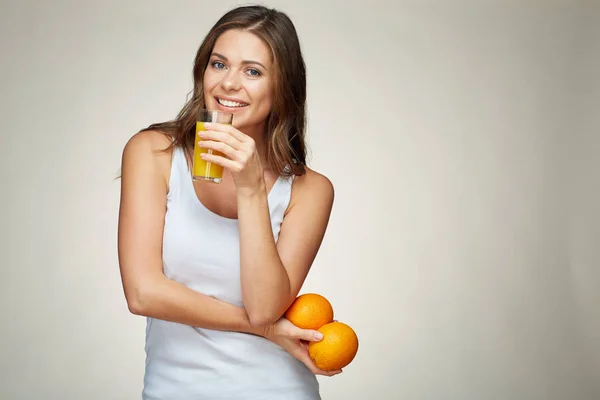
[1,0,599,399]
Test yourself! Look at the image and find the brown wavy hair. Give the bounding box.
[141,5,307,177]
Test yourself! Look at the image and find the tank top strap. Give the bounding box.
[167,145,189,202]
[268,171,295,242]
[269,174,294,202]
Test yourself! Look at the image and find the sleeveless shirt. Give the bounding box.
[142,146,320,399]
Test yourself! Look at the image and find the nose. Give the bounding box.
[220,69,242,92]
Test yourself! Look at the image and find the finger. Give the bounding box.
[296,351,324,375]
[314,366,343,377]
[197,140,237,160]
[290,327,323,342]
[200,153,242,172]
[287,343,342,377]
[300,355,341,377]
[203,122,247,142]
[198,129,242,150]
[318,370,342,377]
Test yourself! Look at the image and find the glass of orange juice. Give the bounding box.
[192,109,233,183]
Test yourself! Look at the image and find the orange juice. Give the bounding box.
[193,121,224,182]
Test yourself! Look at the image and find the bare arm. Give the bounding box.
[237,171,334,326]
[195,123,335,327]
[117,131,264,336]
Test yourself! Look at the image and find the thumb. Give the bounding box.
[292,327,323,342]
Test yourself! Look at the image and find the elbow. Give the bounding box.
[127,297,145,316]
[125,285,153,316]
[247,309,280,328]
[244,288,291,327]
[122,273,164,316]
[125,290,146,316]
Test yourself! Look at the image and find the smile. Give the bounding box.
[217,97,249,108]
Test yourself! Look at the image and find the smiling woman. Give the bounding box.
[203,30,275,151]
[143,6,309,179]
[117,4,337,400]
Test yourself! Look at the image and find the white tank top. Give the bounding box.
[142,145,320,399]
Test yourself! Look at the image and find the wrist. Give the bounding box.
[237,307,271,337]
[236,176,267,199]
[245,322,271,338]
[246,324,270,337]
[260,323,273,339]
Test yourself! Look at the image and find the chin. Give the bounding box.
[230,110,260,128]
[234,118,265,133]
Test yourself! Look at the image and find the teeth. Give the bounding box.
[218,98,248,107]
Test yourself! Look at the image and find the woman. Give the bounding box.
[117,5,339,399]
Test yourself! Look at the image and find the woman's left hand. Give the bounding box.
[197,122,264,191]
[263,318,343,377]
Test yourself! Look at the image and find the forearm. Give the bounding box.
[129,275,265,336]
[237,182,292,325]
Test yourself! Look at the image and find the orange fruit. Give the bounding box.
[308,322,359,371]
[284,293,334,330]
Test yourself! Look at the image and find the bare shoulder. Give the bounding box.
[122,129,172,160]
[121,130,173,186]
[288,166,335,211]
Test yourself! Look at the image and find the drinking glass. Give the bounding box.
[192,109,233,183]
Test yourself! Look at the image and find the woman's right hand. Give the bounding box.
[263,318,343,377]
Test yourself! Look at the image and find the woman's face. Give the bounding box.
[203,29,274,134]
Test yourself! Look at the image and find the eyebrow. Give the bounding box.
[211,52,267,70]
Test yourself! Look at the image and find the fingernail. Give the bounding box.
[314,332,323,340]
[203,122,211,128]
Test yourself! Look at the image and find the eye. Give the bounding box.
[211,61,226,70]
[245,68,262,77]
